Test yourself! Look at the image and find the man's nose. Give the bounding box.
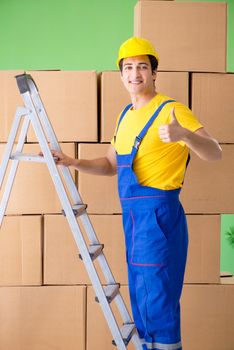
[131,66,141,78]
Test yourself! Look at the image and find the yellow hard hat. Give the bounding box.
[116,36,159,68]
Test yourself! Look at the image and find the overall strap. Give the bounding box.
[132,99,175,152]
[113,103,132,144]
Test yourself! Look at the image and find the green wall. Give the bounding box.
[0,0,233,71]
[0,0,137,71]
[221,215,234,274]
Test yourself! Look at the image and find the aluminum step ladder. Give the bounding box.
[0,73,142,350]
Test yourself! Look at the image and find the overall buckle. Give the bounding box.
[134,136,142,150]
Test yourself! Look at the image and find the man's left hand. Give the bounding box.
[158,107,189,143]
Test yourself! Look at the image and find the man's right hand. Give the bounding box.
[50,149,75,167]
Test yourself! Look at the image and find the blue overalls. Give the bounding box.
[115,100,188,350]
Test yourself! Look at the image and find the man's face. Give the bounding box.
[120,55,156,96]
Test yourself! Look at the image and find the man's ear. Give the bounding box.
[152,70,157,82]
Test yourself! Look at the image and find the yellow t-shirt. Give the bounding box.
[111,93,203,190]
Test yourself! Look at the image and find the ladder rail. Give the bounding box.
[0,115,31,226]
[0,107,27,187]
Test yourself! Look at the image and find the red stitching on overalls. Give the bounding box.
[120,195,166,201]
[117,165,131,168]
[130,209,135,264]
[130,262,166,267]
[129,209,166,267]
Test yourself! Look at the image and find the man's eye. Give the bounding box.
[141,65,148,69]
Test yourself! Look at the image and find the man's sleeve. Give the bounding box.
[174,102,203,132]
[172,102,203,147]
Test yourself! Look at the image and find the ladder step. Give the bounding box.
[79,244,104,261]
[112,323,136,346]
[10,152,58,163]
[62,204,87,217]
[95,284,120,304]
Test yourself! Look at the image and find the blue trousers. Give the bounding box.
[121,194,188,350]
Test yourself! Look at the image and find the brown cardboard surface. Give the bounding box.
[192,73,234,143]
[184,215,220,283]
[180,145,234,213]
[78,143,121,214]
[44,214,88,284]
[44,214,128,285]
[181,285,234,350]
[0,215,42,286]
[0,70,24,142]
[0,286,86,350]
[101,71,188,142]
[87,285,135,350]
[0,143,75,214]
[134,1,226,72]
[25,70,97,142]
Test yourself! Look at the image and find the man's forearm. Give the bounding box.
[182,130,222,161]
[71,157,117,176]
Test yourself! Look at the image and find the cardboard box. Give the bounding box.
[134,1,227,72]
[0,215,42,286]
[181,285,234,350]
[0,286,86,350]
[26,70,97,142]
[0,70,24,142]
[101,71,188,142]
[44,214,128,285]
[0,143,75,214]
[0,70,97,143]
[192,73,234,143]
[181,145,234,214]
[87,285,135,350]
[78,143,121,214]
[184,215,220,284]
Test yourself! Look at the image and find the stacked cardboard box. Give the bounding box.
[0,216,42,286]
[134,1,227,72]
[0,286,86,350]
[0,70,97,143]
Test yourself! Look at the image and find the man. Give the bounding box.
[51,37,222,350]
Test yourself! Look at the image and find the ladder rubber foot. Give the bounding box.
[79,243,104,261]
[95,283,120,304]
[62,204,87,217]
[112,323,136,346]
